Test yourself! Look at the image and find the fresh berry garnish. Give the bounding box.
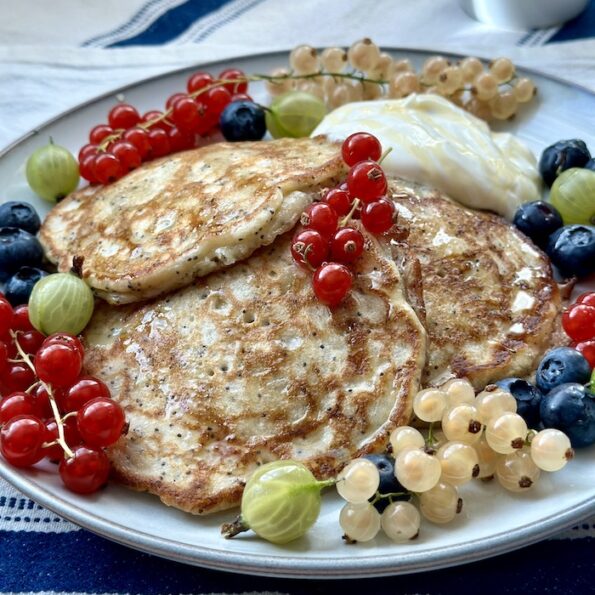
[329,227,365,263]
[79,154,98,184]
[165,93,187,110]
[346,160,388,203]
[4,362,36,393]
[77,397,126,447]
[496,378,543,428]
[108,103,141,130]
[574,340,595,369]
[142,110,171,131]
[171,96,201,132]
[0,229,43,283]
[536,347,591,393]
[35,342,82,387]
[0,392,42,424]
[218,68,248,94]
[110,141,142,172]
[34,384,64,418]
[361,198,396,233]
[562,303,595,342]
[13,304,33,332]
[17,329,45,356]
[342,132,382,166]
[512,201,563,249]
[89,125,114,145]
[168,126,195,152]
[291,230,328,269]
[0,296,15,336]
[4,267,48,307]
[65,376,111,413]
[231,93,253,102]
[122,127,151,159]
[187,71,214,94]
[203,86,232,118]
[0,414,46,467]
[43,417,81,461]
[59,445,110,494]
[546,224,595,279]
[300,203,338,238]
[93,153,125,185]
[43,333,85,359]
[219,101,266,142]
[539,139,591,187]
[323,187,352,216]
[577,292,595,308]
[147,128,172,158]
[0,341,8,373]
[0,202,41,236]
[78,143,99,162]
[312,262,353,307]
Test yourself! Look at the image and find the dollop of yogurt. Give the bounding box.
[312,94,541,219]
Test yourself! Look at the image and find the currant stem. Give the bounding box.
[426,422,436,447]
[10,331,74,459]
[371,490,410,504]
[377,147,393,165]
[339,198,360,227]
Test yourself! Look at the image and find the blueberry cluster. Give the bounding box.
[0,202,48,306]
[497,347,595,448]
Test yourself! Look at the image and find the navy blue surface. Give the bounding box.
[0,528,593,594]
[550,0,595,42]
[107,0,236,47]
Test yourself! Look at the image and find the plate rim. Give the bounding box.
[1,46,594,579]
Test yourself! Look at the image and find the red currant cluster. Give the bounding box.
[0,294,126,494]
[563,291,595,367]
[290,132,396,306]
[78,68,250,185]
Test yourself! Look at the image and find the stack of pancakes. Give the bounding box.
[39,137,561,515]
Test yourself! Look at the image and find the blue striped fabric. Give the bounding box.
[549,0,595,42]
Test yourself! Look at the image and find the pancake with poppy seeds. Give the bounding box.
[39,137,344,305]
[388,180,562,390]
[82,227,426,514]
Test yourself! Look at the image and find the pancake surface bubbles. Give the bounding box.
[388,181,561,389]
[39,137,344,304]
[83,229,426,514]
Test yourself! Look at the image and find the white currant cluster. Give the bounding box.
[336,378,574,544]
[267,39,537,121]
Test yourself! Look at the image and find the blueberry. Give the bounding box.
[496,378,543,427]
[0,201,41,235]
[540,383,595,447]
[219,101,266,142]
[363,454,409,513]
[0,227,44,282]
[584,159,595,172]
[4,266,48,306]
[512,201,563,249]
[546,224,595,279]
[539,139,591,187]
[535,347,591,394]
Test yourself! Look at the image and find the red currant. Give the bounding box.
[300,203,338,238]
[43,334,84,360]
[165,92,187,110]
[78,143,98,161]
[89,124,114,145]
[142,110,172,131]
[574,340,595,368]
[171,97,201,132]
[65,376,111,413]
[147,128,171,158]
[0,415,46,467]
[341,132,382,166]
[0,392,42,424]
[218,68,248,94]
[59,445,110,494]
[231,93,253,102]
[108,103,140,130]
[323,187,351,217]
[168,126,195,152]
[346,160,388,203]
[576,292,595,308]
[35,343,82,387]
[43,417,82,461]
[187,71,214,94]
[93,153,125,185]
[0,296,14,337]
[122,127,151,159]
[562,304,595,342]
[361,198,396,233]
[12,305,33,332]
[16,329,45,356]
[312,263,353,307]
[329,227,365,263]
[0,341,8,374]
[34,383,65,418]
[291,229,328,269]
[203,86,232,118]
[4,362,36,393]
[110,141,142,171]
[77,397,125,447]
[79,155,99,184]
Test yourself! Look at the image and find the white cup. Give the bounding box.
[459,0,589,29]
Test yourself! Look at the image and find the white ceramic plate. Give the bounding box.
[0,49,594,579]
